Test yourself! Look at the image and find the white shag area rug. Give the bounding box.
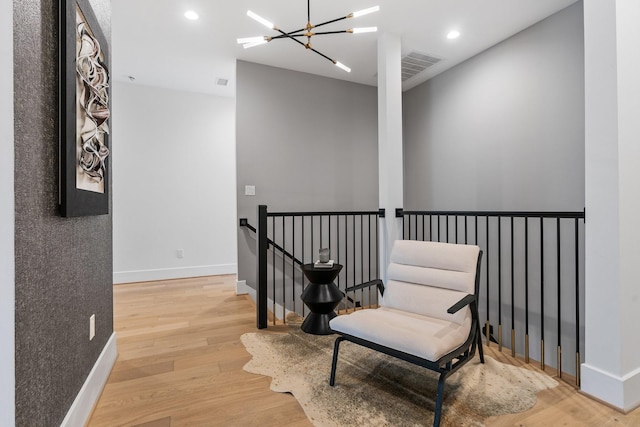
[241,324,557,427]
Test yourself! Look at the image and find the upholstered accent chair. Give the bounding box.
[329,239,484,427]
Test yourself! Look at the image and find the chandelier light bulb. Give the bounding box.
[351,27,377,34]
[237,36,267,44]
[352,6,380,18]
[334,61,351,73]
[243,40,268,49]
[247,10,274,29]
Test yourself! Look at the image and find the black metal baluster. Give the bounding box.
[272,216,276,326]
[360,215,364,306]
[510,217,515,357]
[345,214,350,311]
[292,216,296,316]
[368,214,372,306]
[353,215,356,309]
[282,216,286,324]
[336,215,340,294]
[557,217,562,378]
[464,215,468,244]
[485,215,491,346]
[302,216,305,317]
[437,215,441,242]
[446,215,450,243]
[575,218,581,386]
[540,216,545,370]
[498,216,503,351]
[525,217,530,363]
[376,213,379,306]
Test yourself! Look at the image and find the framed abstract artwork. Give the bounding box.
[59,0,110,217]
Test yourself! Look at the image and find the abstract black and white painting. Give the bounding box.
[60,0,110,217]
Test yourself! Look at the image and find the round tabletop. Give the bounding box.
[302,263,343,283]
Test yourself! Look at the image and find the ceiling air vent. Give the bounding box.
[401,51,442,82]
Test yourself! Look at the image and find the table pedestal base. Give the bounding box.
[301,311,338,335]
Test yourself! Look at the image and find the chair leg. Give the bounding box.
[476,323,485,364]
[329,337,344,386]
[433,373,446,427]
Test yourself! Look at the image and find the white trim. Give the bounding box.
[235,279,251,295]
[0,0,14,422]
[60,333,118,427]
[113,264,237,284]
[581,363,640,412]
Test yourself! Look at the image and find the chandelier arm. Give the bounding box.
[308,47,336,65]
[270,30,348,40]
[311,15,350,30]
[274,28,335,65]
[310,30,349,36]
[275,28,311,48]
[270,33,306,39]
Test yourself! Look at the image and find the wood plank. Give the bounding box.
[87,275,640,426]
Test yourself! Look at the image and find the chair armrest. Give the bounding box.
[345,279,385,296]
[447,294,476,314]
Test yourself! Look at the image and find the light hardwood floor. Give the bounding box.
[87,275,640,427]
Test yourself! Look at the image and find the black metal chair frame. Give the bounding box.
[329,251,484,427]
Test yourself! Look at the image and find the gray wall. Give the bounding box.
[236,61,378,288]
[403,2,585,211]
[14,0,113,425]
[402,2,585,374]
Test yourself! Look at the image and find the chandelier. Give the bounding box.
[237,1,380,73]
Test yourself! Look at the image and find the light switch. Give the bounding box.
[245,185,256,196]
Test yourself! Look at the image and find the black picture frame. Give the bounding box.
[59,0,110,217]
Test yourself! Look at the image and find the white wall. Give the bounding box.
[113,82,237,283]
[0,0,14,422]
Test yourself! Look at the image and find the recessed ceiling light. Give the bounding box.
[447,30,460,40]
[184,10,199,20]
[216,78,229,87]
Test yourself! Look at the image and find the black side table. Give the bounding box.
[300,263,344,335]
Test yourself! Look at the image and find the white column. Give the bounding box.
[377,33,403,280]
[0,0,15,422]
[582,0,640,412]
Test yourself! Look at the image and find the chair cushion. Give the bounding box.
[390,240,480,277]
[387,240,480,294]
[329,307,471,361]
[382,280,471,325]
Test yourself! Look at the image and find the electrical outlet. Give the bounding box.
[177,249,184,259]
[89,314,95,341]
[244,185,256,196]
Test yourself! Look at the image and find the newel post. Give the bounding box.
[256,205,268,329]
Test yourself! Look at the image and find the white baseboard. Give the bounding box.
[113,264,237,284]
[235,279,254,296]
[61,332,117,427]
[581,363,640,412]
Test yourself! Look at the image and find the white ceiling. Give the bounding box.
[111,0,578,98]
